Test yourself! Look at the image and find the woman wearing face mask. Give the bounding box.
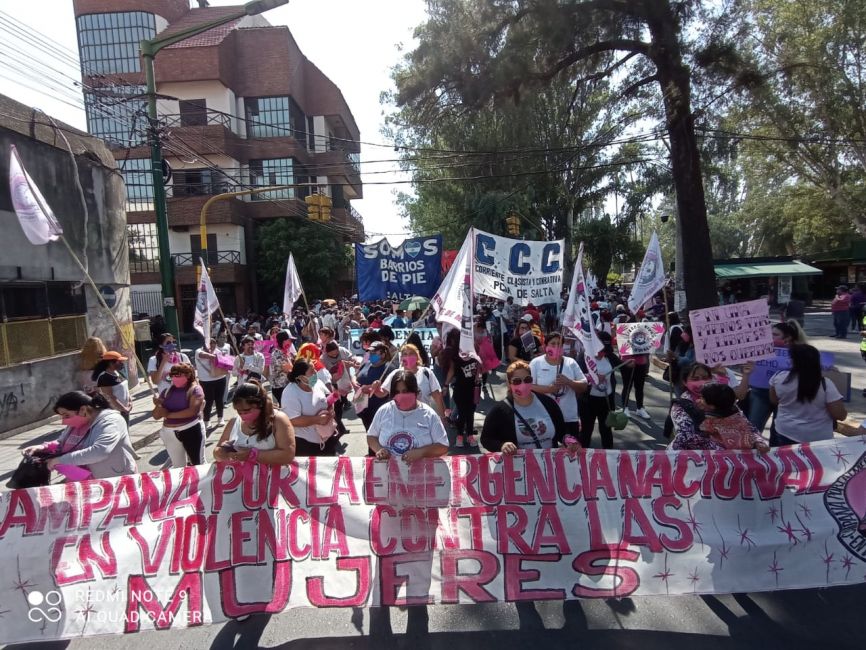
[22,391,136,481]
[195,338,230,429]
[323,340,359,437]
[668,363,727,451]
[769,343,846,446]
[148,333,191,393]
[281,360,339,456]
[446,348,482,448]
[152,363,206,467]
[234,337,265,384]
[91,351,132,424]
[481,360,579,454]
[367,370,449,461]
[269,330,296,404]
[356,341,393,432]
[296,342,333,387]
[530,333,588,442]
[214,381,296,465]
[507,318,542,363]
[578,332,620,448]
[747,320,807,432]
[376,343,446,420]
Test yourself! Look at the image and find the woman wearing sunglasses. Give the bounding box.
[480,360,580,455]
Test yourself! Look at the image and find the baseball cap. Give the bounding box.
[520,314,533,322]
[102,351,128,362]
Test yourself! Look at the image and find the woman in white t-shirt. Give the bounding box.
[214,381,295,465]
[148,333,191,394]
[280,360,338,456]
[377,343,446,419]
[529,333,588,440]
[367,370,449,462]
[770,344,847,445]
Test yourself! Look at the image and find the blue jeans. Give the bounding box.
[833,310,850,338]
[748,387,773,433]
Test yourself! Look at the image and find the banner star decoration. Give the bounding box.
[841,555,855,580]
[831,446,850,467]
[795,513,814,542]
[821,541,835,583]
[688,567,701,592]
[653,554,674,595]
[768,551,784,587]
[736,515,756,550]
[766,504,779,523]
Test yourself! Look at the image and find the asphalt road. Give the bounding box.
[4,312,866,649]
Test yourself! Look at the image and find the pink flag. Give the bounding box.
[8,145,63,245]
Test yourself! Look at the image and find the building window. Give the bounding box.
[84,85,147,147]
[127,223,160,273]
[249,158,295,200]
[179,99,207,126]
[244,96,306,139]
[121,159,154,212]
[76,11,157,75]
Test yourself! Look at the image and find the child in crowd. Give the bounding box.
[699,383,770,453]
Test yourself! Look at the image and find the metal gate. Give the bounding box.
[131,290,164,318]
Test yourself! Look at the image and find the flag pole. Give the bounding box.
[662,282,674,402]
[59,235,156,394]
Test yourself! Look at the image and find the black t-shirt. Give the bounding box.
[509,335,541,361]
[453,356,480,389]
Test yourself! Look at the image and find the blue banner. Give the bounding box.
[355,235,442,301]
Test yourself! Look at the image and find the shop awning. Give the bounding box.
[714,260,823,279]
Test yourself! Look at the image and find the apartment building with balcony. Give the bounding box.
[72,0,364,330]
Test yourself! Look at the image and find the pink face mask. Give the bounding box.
[402,355,418,370]
[511,382,533,398]
[546,346,563,360]
[686,379,709,396]
[714,375,730,386]
[681,332,692,344]
[239,409,261,423]
[393,392,417,410]
[171,376,188,389]
[61,414,89,428]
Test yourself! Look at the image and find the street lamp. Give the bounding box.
[139,0,289,337]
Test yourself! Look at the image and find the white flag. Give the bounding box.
[563,243,604,381]
[431,231,477,357]
[628,231,666,313]
[431,234,471,328]
[193,264,220,339]
[282,253,303,315]
[8,145,63,245]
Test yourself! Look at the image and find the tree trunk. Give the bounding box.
[648,4,717,311]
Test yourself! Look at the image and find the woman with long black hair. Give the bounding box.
[770,343,846,446]
[214,381,295,465]
[148,332,191,394]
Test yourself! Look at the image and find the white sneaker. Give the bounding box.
[623,407,631,418]
[216,419,225,427]
[636,408,651,419]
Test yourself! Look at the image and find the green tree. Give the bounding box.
[387,74,624,255]
[256,219,352,302]
[392,0,721,309]
[573,214,644,284]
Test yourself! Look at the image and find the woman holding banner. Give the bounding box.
[481,360,580,454]
[747,320,807,432]
[214,381,295,465]
[507,317,542,363]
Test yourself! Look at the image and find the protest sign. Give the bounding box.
[472,228,564,306]
[615,322,665,356]
[348,328,438,358]
[356,236,442,301]
[690,299,774,366]
[1,439,865,644]
[749,348,835,390]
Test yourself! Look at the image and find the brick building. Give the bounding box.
[71,0,364,330]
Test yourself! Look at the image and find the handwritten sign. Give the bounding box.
[615,323,665,356]
[749,347,835,389]
[1,440,865,643]
[690,298,774,366]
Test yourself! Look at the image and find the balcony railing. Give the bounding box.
[348,205,364,227]
[161,111,232,129]
[171,250,241,267]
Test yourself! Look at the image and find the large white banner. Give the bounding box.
[2,438,865,643]
[472,228,564,305]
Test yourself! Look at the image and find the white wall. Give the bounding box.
[168,226,246,264]
[155,81,237,130]
[312,116,328,152]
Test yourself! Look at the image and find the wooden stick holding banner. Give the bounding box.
[59,236,156,394]
[662,282,674,401]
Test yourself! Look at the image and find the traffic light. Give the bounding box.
[505,211,521,236]
[305,193,332,222]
